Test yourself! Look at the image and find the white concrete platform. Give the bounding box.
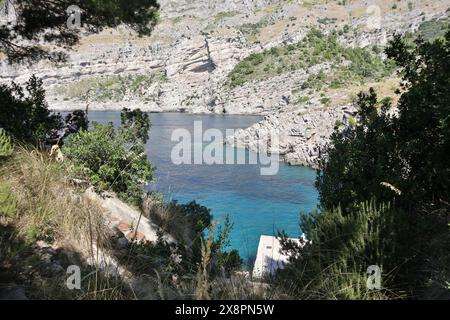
[252,235,306,279]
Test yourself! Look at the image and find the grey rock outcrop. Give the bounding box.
[228,102,357,168]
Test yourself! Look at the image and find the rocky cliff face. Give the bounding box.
[1,0,446,113]
[227,101,358,168]
[0,0,447,167]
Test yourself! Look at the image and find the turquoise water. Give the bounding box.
[85,112,319,261]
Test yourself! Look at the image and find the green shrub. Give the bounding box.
[343,24,350,33]
[417,18,449,42]
[348,116,357,127]
[320,97,331,107]
[137,202,242,284]
[275,200,406,299]
[380,97,393,108]
[63,109,153,205]
[295,96,310,105]
[0,75,62,144]
[249,53,265,65]
[119,108,151,144]
[238,19,270,42]
[270,47,280,56]
[0,129,13,158]
[302,70,327,91]
[312,32,450,296]
[408,2,413,11]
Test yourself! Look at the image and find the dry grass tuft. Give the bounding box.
[1,146,108,252]
[0,146,134,299]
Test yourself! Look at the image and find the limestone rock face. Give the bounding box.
[228,102,357,168]
[0,0,447,166]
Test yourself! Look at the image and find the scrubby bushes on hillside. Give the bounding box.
[0,147,138,299]
[143,198,242,276]
[0,147,109,246]
[63,117,153,206]
[228,28,395,88]
[0,138,245,300]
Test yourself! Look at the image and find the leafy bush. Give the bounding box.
[63,109,153,205]
[146,200,212,245]
[133,200,243,296]
[320,97,331,107]
[343,24,350,33]
[249,53,265,66]
[238,19,270,42]
[144,198,242,275]
[295,96,310,105]
[302,70,327,91]
[275,201,407,299]
[417,18,449,42]
[65,110,88,132]
[347,116,357,127]
[119,108,151,144]
[0,75,62,144]
[0,129,13,158]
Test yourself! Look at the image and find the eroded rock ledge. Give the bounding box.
[227,103,357,168]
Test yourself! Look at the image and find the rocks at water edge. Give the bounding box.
[227,103,357,168]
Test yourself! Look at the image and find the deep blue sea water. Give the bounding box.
[84,111,319,260]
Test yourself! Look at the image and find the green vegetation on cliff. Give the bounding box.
[0,146,245,299]
[63,123,153,206]
[228,28,395,88]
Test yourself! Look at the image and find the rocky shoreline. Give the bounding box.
[227,103,357,169]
